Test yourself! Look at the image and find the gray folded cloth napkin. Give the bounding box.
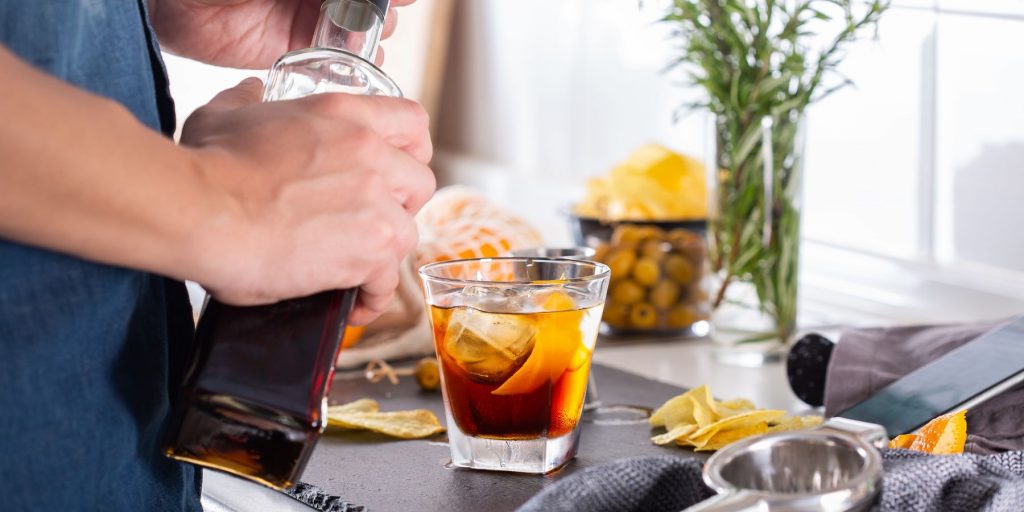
[824,317,1024,453]
[882,450,1024,511]
[517,452,1024,512]
[517,456,712,512]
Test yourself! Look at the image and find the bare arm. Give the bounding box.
[0,45,216,280]
[0,45,435,324]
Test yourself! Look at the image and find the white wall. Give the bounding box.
[436,0,705,186]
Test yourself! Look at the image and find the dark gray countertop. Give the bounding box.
[302,363,707,512]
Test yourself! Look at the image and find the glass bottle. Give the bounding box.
[265,0,400,101]
[163,0,399,490]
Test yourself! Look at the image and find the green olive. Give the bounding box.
[632,257,661,287]
[604,249,636,280]
[650,280,681,310]
[665,254,694,284]
[602,301,630,327]
[636,226,666,242]
[629,302,658,329]
[666,228,701,247]
[611,280,645,305]
[415,358,441,391]
[611,225,645,246]
[668,235,707,264]
[640,239,668,261]
[666,304,697,329]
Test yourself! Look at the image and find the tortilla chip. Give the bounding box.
[717,398,756,417]
[695,423,769,452]
[650,395,692,428]
[691,385,719,418]
[767,415,823,433]
[690,410,786,446]
[651,424,698,446]
[650,385,708,428]
[328,409,445,439]
[691,395,717,429]
[326,399,445,439]
[651,385,822,453]
[327,398,379,417]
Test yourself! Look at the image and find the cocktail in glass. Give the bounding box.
[419,257,610,473]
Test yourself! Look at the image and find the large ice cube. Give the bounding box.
[444,307,536,383]
[460,285,525,313]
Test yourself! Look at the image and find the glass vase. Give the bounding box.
[706,111,806,366]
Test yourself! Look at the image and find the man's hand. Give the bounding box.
[181,78,434,325]
[149,0,416,69]
[0,44,432,327]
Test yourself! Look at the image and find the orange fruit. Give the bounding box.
[340,325,365,349]
[903,409,968,455]
[414,186,543,269]
[539,290,576,311]
[491,307,584,396]
[888,434,918,450]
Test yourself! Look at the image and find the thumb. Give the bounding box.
[205,77,265,112]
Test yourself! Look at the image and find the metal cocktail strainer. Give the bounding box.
[686,418,887,512]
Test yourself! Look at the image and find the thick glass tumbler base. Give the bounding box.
[444,411,580,474]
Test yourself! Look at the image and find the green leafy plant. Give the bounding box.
[662,0,887,343]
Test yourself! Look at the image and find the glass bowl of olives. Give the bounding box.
[569,215,710,338]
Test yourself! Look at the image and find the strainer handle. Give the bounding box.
[683,490,763,512]
[817,417,888,449]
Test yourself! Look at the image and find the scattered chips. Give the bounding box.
[696,423,768,452]
[651,424,698,446]
[574,144,708,221]
[326,399,445,439]
[766,415,824,433]
[649,385,822,452]
[328,398,379,415]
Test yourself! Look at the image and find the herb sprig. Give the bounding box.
[662,0,887,343]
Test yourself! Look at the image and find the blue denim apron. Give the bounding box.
[0,1,200,510]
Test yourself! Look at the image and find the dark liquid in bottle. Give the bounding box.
[163,289,356,489]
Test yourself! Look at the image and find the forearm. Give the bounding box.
[0,45,225,281]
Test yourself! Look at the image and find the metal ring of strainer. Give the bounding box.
[690,419,884,512]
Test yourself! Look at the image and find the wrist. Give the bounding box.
[170,147,253,293]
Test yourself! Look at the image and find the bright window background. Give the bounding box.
[935,9,1024,272]
[432,0,1024,322]
[162,0,1024,323]
[801,8,934,261]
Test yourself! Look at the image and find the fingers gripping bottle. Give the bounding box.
[163,0,400,490]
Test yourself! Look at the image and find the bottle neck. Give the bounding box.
[310,0,388,63]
